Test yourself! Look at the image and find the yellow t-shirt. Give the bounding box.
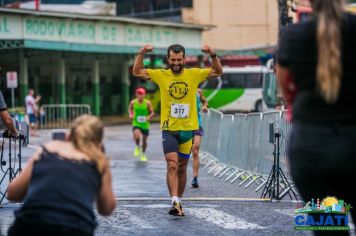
[146,68,211,131]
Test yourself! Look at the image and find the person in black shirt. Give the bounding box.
[7,115,116,236]
[277,0,356,235]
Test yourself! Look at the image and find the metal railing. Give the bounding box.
[200,109,297,198]
[39,104,91,129]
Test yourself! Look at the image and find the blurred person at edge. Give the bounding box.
[25,89,38,136]
[277,0,356,235]
[7,115,116,236]
[0,90,19,137]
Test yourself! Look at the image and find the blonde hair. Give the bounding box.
[311,0,344,103]
[69,115,108,174]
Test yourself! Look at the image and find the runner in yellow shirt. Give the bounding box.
[133,44,222,216]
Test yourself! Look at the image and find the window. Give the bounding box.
[173,0,192,8]
[117,2,133,15]
[204,78,219,89]
[223,74,245,88]
[204,73,262,89]
[153,0,170,10]
[245,73,263,88]
[134,0,150,13]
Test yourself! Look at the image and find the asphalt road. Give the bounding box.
[0,124,354,236]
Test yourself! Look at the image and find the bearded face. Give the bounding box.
[167,51,185,74]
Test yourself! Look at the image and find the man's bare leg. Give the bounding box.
[178,157,189,197]
[192,135,201,178]
[165,152,179,197]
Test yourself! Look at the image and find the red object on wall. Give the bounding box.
[35,0,40,10]
[185,55,261,68]
[220,55,261,67]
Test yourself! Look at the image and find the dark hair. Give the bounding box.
[167,44,185,58]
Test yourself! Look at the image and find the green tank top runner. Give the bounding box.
[132,99,150,130]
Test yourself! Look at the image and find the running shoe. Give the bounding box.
[140,153,148,162]
[191,177,199,188]
[134,147,140,157]
[168,201,185,216]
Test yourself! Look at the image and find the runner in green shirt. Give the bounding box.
[128,88,155,162]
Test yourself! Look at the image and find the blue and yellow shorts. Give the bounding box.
[162,130,193,159]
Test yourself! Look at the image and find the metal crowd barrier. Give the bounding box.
[200,108,297,198]
[39,104,91,129]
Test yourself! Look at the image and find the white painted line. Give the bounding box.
[0,210,16,235]
[25,144,40,150]
[121,204,169,209]
[116,197,271,202]
[187,208,265,230]
[121,210,154,229]
[271,199,304,203]
[120,204,220,209]
[98,209,154,230]
[273,209,296,218]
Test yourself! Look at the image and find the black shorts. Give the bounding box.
[193,126,204,137]
[162,131,193,159]
[133,126,149,136]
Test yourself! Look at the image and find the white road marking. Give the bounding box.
[98,209,154,230]
[120,210,154,229]
[273,209,296,218]
[121,204,219,209]
[116,197,270,201]
[187,208,265,230]
[0,210,15,235]
[25,144,40,149]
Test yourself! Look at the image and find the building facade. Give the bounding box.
[116,0,278,51]
[0,8,204,115]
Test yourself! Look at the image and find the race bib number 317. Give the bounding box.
[170,103,190,118]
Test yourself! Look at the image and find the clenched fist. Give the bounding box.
[201,45,216,56]
[139,45,154,54]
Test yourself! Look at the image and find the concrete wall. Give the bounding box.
[182,0,278,50]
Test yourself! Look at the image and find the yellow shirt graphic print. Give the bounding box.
[146,68,211,131]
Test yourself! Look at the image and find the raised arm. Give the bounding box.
[201,45,223,79]
[132,45,154,80]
